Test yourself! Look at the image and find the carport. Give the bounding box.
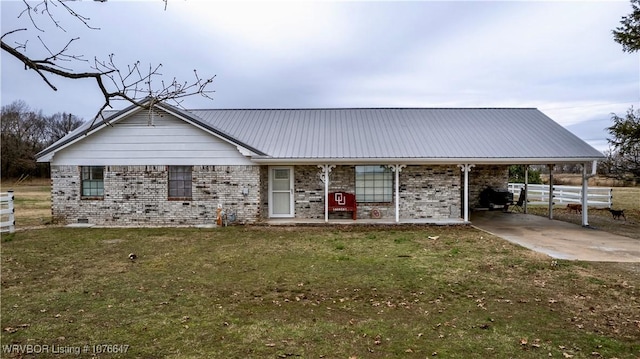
[472,211,640,262]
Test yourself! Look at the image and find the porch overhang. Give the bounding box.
[250,157,603,165]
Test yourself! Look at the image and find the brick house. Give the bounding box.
[36,99,604,226]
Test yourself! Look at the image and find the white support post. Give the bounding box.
[581,162,591,227]
[548,164,554,220]
[524,165,528,214]
[458,164,475,223]
[318,164,335,223]
[387,164,406,223]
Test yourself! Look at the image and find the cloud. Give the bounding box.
[1,0,638,151]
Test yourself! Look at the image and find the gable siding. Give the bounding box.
[50,110,255,166]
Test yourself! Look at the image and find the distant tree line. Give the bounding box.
[1,100,84,179]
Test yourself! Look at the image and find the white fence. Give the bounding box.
[507,183,612,208]
[1,191,15,234]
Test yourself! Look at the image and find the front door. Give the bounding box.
[269,166,294,218]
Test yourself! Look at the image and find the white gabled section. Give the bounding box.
[50,108,255,166]
[36,105,143,162]
[157,104,262,158]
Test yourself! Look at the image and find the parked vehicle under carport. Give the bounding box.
[479,187,514,211]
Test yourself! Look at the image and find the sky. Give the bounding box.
[1,0,639,152]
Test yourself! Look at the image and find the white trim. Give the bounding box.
[268,166,295,218]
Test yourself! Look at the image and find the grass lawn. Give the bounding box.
[1,226,639,358]
[1,180,639,358]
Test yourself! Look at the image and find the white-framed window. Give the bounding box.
[81,166,104,198]
[355,165,393,203]
[168,166,192,199]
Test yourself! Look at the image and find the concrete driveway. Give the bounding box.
[471,211,640,262]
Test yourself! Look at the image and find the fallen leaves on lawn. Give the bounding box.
[520,338,528,346]
[3,323,29,334]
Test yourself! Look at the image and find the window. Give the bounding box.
[168,166,192,199]
[355,165,393,202]
[81,166,104,198]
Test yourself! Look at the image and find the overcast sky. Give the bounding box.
[1,0,639,151]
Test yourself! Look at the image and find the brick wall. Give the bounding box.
[291,165,461,220]
[468,165,510,208]
[293,166,326,219]
[51,165,261,226]
[398,165,461,219]
[51,164,507,225]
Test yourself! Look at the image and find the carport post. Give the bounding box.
[548,164,554,220]
[524,165,528,214]
[581,161,595,227]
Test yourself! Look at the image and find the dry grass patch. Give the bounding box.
[1,179,52,228]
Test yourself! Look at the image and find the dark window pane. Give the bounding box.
[168,166,192,199]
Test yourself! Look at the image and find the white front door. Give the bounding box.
[269,166,294,218]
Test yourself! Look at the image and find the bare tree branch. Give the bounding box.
[1,28,28,41]
[19,0,45,32]
[3,0,215,125]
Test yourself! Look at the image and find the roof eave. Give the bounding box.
[250,156,605,165]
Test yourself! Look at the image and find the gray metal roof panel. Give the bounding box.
[37,105,604,162]
[189,108,604,160]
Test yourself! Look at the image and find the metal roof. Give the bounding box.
[188,108,604,162]
[37,103,604,164]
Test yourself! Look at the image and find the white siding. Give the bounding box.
[51,109,255,166]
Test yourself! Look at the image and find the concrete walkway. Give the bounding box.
[471,211,640,262]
